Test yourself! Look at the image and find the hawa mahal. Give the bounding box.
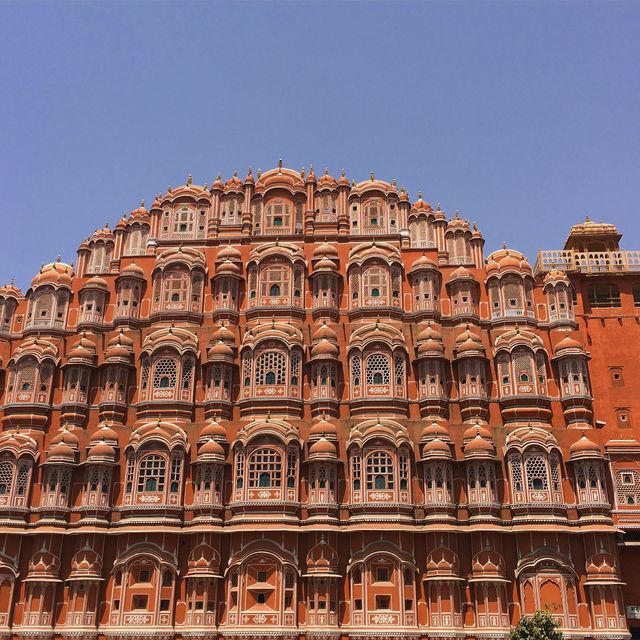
[0,162,639,640]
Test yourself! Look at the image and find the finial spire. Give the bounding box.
[370,172,375,181]
[187,174,192,185]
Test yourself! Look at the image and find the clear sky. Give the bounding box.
[1,1,638,290]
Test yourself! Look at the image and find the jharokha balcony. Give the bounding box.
[534,249,640,275]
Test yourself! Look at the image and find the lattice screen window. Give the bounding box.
[399,449,410,490]
[137,455,166,493]
[366,451,395,490]
[0,461,13,497]
[510,455,523,495]
[615,470,640,506]
[125,456,135,493]
[351,354,362,387]
[550,452,562,495]
[290,352,301,386]
[352,451,361,491]
[513,349,533,384]
[286,448,297,488]
[394,354,405,387]
[503,278,523,308]
[255,351,286,386]
[153,358,178,389]
[140,360,150,390]
[170,455,182,493]
[181,358,194,390]
[391,266,401,298]
[39,365,53,393]
[248,448,282,488]
[235,451,245,489]
[525,455,549,492]
[172,208,195,234]
[349,269,361,301]
[16,361,37,392]
[363,200,383,227]
[365,353,390,385]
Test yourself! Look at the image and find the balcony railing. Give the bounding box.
[535,249,640,275]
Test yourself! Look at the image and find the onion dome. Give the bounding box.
[337,168,350,188]
[0,279,23,299]
[463,433,496,459]
[91,423,119,445]
[553,331,585,356]
[420,419,451,443]
[310,337,339,360]
[31,260,74,290]
[308,437,337,461]
[117,262,145,279]
[316,168,337,189]
[198,438,226,463]
[51,426,80,449]
[216,258,241,276]
[411,193,433,213]
[416,322,445,357]
[422,437,452,460]
[463,421,491,442]
[46,441,76,464]
[207,338,234,362]
[86,439,117,464]
[211,323,236,345]
[198,418,228,444]
[80,276,108,292]
[66,333,97,365]
[217,245,242,262]
[409,254,438,274]
[570,434,602,460]
[454,325,485,357]
[311,321,338,343]
[129,201,150,222]
[448,265,477,283]
[485,248,532,276]
[105,329,134,362]
[309,415,338,442]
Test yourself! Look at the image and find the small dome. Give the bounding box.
[130,201,149,220]
[211,175,224,191]
[416,322,445,357]
[543,267,570,286]
[0,280,23,299]
[207,338,234,361]
[313,255,339,272]
[67,334,97,362]
[51,426,79,448]
[47,441,76,463]
[464,434,495,459]
[454,325,485,355]
[411,196,433,213]
[211,324,236,345]
[87,439,116,462]
[313,242,338,259]
[311,337,339,359]
[409,254,438,273]
[422,437,452,459]
[463,422,491,441]
[308,437,337,460]
[316,169,337,189]
[217,245,242,262]
[486,248,532,276]
[31,260,74,289]
[447,213,470,231]
[118,262,145,279]
[448,265,477,283]
[91,225,114,243]
[198,438,225,462]
[199,418,228,444]
[81,276,108,291]
[421,420,450,443]
[224,172,244,192]
[309,415,338,441]
[311,322,338,343]
[553,332,585,354]
[91,423,118,445]
[570,435,602,460]
[216,259,241,276]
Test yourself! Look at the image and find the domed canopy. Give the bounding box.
[454,325,485,357]
[316,168,337,189]
[86,439,117,464]
[420,419,450,443]
[416,322,445,358]
[0,280,23,300]
[308,437,337,461]
[66,333,97,365]
[197,438,226,463]
[569,434,602,460]
[486,248,532,277]
[313,242,338,259]
[46,441,76,465]
[80,275,108,291]
[553,331,586,357]
[217,245,242,262]
[117,262,145,280]
[207,338,234,362]
[309,415,338,442]
[198,418,228,444]
[31,260,74,290]
[463,433,496,459]
[411,195,433,213]
[310,337,339,360]
[69,547,103,581]
[105,328,134,363]
[421,437,452,460]
[409,254,439,274]
[463,421,491,442]
[448,265,477,283]
[311,321,338,343]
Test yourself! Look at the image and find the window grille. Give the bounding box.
[248,449,282,488]
[153,358,177,389]
[615,470,640,505]
[181,358,194,390]
[137,455,166,493]
[366,451,394,490]
[525,455,549,492]
[255,351,286,386]
[351,354,361,387]
[366,353,390,385]
[0,461,13,496]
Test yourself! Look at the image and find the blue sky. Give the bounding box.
[1,1,638,289]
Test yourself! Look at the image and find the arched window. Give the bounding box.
[255,351,286,386]
[0,456,32,509]
[138,455,166,494]
[508,448,563,505]
[615,470,640,507]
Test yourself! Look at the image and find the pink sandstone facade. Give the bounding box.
[0,163,638,639]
